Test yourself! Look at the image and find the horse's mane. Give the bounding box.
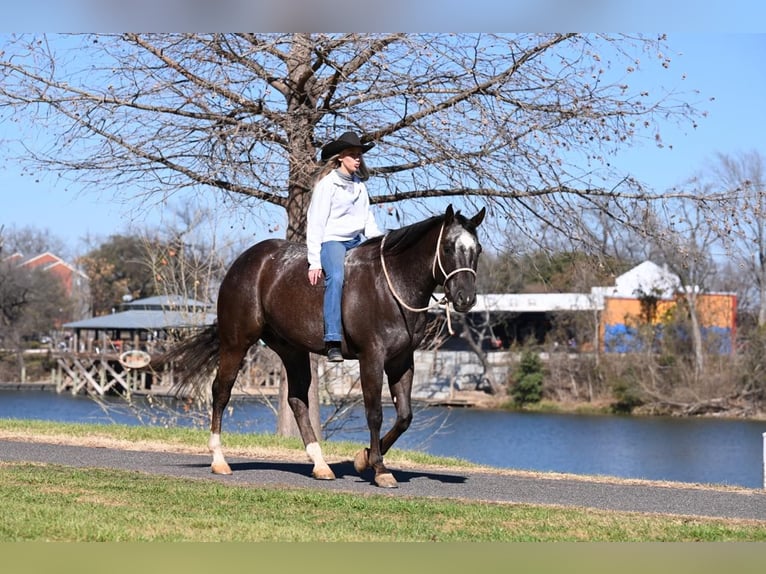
[355,209,475,262]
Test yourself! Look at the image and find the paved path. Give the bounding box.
[2,439,765,521]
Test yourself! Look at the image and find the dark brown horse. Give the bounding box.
[168,204,485,487]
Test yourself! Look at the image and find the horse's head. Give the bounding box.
[437,204,485,313]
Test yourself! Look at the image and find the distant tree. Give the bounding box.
[478,248,630,294]
[78,235,156,316]
[78,212,233,317]
[139,204,236,305]
[0,228,73,380]
[1,225,68,260]
[510,351,544,407]
[705,150,766,325]
[626,194,721,392]
[0,227,74,334]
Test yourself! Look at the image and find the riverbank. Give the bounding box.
[0,381,58,392]
[4,378,764,422]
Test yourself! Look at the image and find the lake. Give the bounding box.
[1,389,765,489]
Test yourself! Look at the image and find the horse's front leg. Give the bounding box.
[354,359,413,485]
[380,358,414,456]
[354,357,397,488]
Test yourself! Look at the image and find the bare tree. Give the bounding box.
[0,228,73,381]
[0,33,705,244]
[140,203,237,306]
[705,150,766,325]
[1,225,69,260]
[644,195,721,380]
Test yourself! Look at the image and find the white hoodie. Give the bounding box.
[306,169,382,270]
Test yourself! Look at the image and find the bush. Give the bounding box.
[511,351,544,407]
[610,377,644,414]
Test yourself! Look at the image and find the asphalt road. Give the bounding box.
[2,438,766,522]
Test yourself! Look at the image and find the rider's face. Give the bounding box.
[338,147,363,175]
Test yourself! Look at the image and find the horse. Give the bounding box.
[166,204,485,488]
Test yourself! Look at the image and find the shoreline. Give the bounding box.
[2,380,764,422]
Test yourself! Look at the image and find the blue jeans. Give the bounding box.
[320,235,362,342]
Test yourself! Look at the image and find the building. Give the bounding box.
[54,295,217,396]
[442,261,737,355]
[17,252,89,300]
[62,295,216,354]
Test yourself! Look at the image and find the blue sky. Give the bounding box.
[2,33,765,257]
[608,33,766,189]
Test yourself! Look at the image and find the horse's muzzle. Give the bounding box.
[451,290,477,313]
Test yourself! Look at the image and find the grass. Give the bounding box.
[2,462,765,542]
[498,398,615,416]
[1,418,766,542]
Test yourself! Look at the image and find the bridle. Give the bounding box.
[380,220,477,333]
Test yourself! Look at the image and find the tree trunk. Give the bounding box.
[759,266,766,327]
[686,293,705,380]
[276,181,321,438]
[460,321,503,394]
[275,358,322,439]
[276,112,320,436]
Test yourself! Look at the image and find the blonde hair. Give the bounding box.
[311,154,370,187]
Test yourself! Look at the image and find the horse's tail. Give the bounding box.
[152,323,220,398]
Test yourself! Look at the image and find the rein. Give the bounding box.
[379,221,476,334]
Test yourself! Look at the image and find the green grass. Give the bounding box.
[498,399,614,416]
[2,418,766,542]
[1,462,765,542]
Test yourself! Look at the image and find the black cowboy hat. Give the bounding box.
[320,131,375,161]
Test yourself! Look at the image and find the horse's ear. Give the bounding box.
[445,204,455,223]
[471,207,486,228]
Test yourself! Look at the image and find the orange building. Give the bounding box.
[600,292,737,355]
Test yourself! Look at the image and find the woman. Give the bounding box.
[306,131,382,362]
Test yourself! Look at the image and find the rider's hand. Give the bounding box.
[308,268,323,285]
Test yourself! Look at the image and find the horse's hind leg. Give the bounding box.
[209,344,248,475]
[277,347,335,480]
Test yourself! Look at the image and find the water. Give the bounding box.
[1,389,764,489]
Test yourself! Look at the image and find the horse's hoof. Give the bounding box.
[374,473,398,488]
[312,466,336,480]
[211,461,233,475]
[353,448,369,474]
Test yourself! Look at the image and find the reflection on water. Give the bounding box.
[1,389,764,489]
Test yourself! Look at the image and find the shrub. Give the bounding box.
[610,377,644,414]
[511,351,544,407]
